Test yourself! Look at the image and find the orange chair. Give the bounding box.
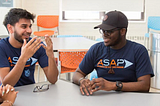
[58,49,88,81]
[33,15,59,37]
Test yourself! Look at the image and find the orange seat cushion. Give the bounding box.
[33,30,54,36]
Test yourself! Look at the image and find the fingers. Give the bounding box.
[45,35,52,43]
[2,86,5,96]
[26,36,37,46]
[30,38,41,48]
[1,84,18,104]
[91,82,101,92]
[6,88,10,94]
[2,84,15,96]
[91,78,113,91]
[32,39,42,51]
[15,91,19,94]
[23,39,27,47]
[25,37,42,52]
[42,35,54,57]
[91,78,109,92]
[44,35,53,48]
[80,79,93,96]
[41,44,46,49]
[11,88,14,92]
[6,85,14,94]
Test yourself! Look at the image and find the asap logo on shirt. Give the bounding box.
[97,59,133,69]
[8,56,37,67]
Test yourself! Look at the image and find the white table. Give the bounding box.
[52,37,97,51]
[14,80,160,106]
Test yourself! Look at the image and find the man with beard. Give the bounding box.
[72,10,154,95]
[0,8,58,87]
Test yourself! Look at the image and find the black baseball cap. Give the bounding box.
[94,10,128,30]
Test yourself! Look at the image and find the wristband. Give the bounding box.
[3,100,13,106]
[78,77,84,85]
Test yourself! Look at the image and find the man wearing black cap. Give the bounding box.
[72,10,154,95]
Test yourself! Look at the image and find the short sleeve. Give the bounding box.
[79,44,96,75]
[0,46,10,67]
[135,45,154,78]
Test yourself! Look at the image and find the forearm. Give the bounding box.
[121,75,151,92]
[93,75,151,92]
[2,56,27,86]
[108,80,150,92]
[72,68,86,85]
[121,81,150,92]
[45,55,58,84]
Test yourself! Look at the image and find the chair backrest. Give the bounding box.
[37,15,59,28]
[145,16,160,48]
[90,70,98,80]
[147,16,160,31]
[95,38,103,41]
[58,50,87,73]
[57,35,83,38]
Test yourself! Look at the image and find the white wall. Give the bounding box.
[0,0,160,41]
[60,0,160,39]
[59,0,160,39]
[0,0,22,35]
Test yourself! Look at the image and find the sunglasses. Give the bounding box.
[99,28,121,36]
[33,84,49,92]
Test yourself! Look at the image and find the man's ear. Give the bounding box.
[120,28,126,36]
[7,24,14,34]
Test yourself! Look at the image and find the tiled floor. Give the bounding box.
[34,66,160,93]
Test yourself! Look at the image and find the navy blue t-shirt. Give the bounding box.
[0,37,48,86]
[79,40,154,82]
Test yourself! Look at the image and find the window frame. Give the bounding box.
[60,0,145,22]
[62,11,144,22]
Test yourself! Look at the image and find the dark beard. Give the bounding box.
[14,30,24,43]
[109,31,122,46]
[14,31,30,44]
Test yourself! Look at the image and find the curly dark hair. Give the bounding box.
[3,8,36,32]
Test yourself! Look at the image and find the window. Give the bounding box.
[60,0,145,22]
[63,11,144,21]
[63,11,104,20]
